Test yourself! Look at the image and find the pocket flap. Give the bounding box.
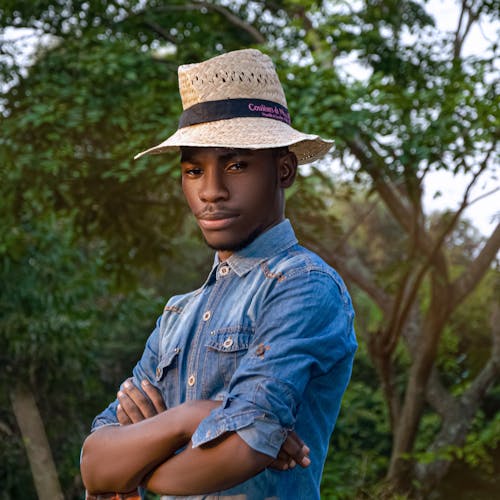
[206,330,251,353]
[155,347,180,381]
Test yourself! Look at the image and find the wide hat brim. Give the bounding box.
[134,117,333,165]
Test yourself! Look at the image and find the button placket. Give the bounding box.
[187,268,229,398]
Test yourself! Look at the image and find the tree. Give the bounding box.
[0,214,174,497]
[1,0,498,497]
[0,217,104,498]
[292,188,499,497]
[277,1,499,494]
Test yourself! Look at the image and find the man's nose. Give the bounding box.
[199,170,229,202]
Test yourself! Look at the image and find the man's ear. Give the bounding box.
[278,151,298,188]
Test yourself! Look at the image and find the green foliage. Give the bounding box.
[409,411,500,475]
[321,345,392,498]
[0,1,498,498]
[0,215,170,496]
[1,32,185,276]
[0,217,101,381]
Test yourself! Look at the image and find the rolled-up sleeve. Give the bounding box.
[192,268,355,457]
[90,315,162,432]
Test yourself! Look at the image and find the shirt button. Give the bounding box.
[223,337,234,348]
[203,310,211,321]
[220,265,230,276]
[188,374,196,386]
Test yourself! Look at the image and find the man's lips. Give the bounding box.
[197,211,239,230]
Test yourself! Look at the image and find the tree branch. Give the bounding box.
[462,303,500,406]
[469,186,500,208]
[332,198,379,253]
[191,1,266,44]
[143,20,177,44]
[388,270,451,481]
[453,0,483,59]
[416,303,500,489]
[0,420,13,436]
[434,168,479,245]
[451,223,500,308]
[346,136,414,233]
[426,367,459,420]
[132,2,266,44]
[386,145,495,354]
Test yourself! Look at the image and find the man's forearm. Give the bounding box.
[81,401,218,494]
[81,407,186,494]
[144,432,273,495]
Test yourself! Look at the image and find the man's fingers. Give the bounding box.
[117,403,132,425]
[121,378,156,419]
[141,379,167,413]
[268,450,293,470]
[280,431,311,468]
[117,389,147,423]
[116,377,166,425]
[268,458,289,471]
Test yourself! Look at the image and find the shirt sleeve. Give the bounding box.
[90,315,162,432]
[191,268,356,457]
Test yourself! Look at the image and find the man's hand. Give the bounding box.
[115,378,310,472]
[268,431,310,471]
[117,378,166,425]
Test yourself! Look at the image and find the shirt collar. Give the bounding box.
[212,219,298,278]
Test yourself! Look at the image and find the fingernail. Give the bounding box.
[302,457,311,466]
[289,460,296,468]
[141,379,149,386]
[303,445,310,454]
[124,380,131,389]
[117,391,123,398]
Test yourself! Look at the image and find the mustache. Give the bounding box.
[195,206,239,219]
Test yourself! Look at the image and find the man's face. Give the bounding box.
[180,146,296,260]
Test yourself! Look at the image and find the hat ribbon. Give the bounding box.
[178,98,291,128]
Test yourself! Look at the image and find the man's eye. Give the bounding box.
[227,162,246,171]
[183,167,202,176]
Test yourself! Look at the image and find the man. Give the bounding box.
[81,48,357,499]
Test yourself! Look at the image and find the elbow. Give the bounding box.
[80,436,101,494]
[80,432,137,494]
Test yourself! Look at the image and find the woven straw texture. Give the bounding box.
[135,49,333,165]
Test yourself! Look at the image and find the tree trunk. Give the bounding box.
[10,383,64,500]
[416,303,500,494]
[387,269,451,490]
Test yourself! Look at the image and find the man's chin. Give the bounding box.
[203,229,261,254]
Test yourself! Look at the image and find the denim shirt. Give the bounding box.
[92,219,357,499]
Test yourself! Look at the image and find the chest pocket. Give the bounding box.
[155,347,181,407]
[201,326,253,399]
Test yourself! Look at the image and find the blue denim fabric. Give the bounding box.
[92,219,357,499]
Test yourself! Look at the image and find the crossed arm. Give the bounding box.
[81,379,310,496]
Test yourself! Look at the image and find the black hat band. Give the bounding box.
[178,98,291,128]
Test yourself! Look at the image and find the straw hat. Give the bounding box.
[134,49,333,165]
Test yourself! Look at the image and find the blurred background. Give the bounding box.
[0,1,498,498]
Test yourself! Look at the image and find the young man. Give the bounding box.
[81,48,357,499]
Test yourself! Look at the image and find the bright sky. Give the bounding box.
[332,0,499,236]
[422,0,499,236]
[1,0,498,235]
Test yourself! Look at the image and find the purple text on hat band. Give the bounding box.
[248,103,291,124]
